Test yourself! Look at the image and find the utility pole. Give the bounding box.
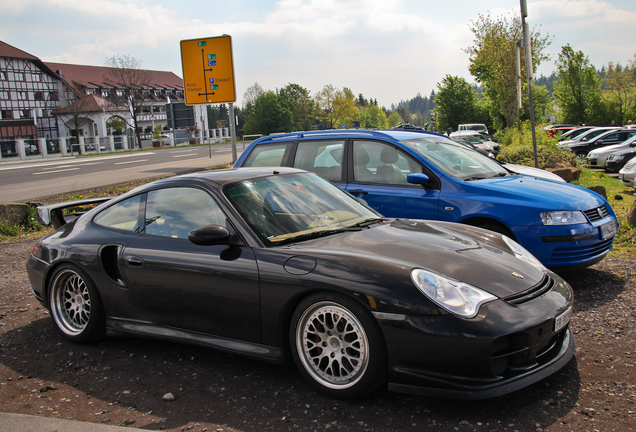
[520,0,539,168]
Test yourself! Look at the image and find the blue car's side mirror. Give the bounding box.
[407,173,430,185]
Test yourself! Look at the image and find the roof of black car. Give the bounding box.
[145,167,308,188]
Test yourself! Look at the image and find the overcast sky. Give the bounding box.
[2,0,635,108]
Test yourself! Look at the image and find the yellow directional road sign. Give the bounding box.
[180,35,236,105]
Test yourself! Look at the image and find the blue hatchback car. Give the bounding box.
[234,130,618,269]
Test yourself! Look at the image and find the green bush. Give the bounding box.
[0,205,45,239]
[495,122,578,167]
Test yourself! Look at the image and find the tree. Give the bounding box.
[62,94,98,148]
[602,62,635,125]
[278,83,314,131]
[358,104,388,129]
[553,45,603,125]
[466,13,550,129]
[434,75,477,132]
[242,91,294,135]
[104,55,151,149]
[387,111,404,128]
[315,85,359,129]
[243,82,264,110]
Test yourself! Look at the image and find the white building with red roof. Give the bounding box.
[1,40,202,157]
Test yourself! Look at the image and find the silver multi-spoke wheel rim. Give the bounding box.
[296,301,370,389]
[50,269,91,336]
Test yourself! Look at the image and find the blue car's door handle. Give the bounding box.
[348,189,368,195]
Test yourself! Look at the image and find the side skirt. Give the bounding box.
[106,317,287,364]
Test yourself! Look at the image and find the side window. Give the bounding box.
[242,143,290,167]
[144,188,226,239]
[603,133,620,142]
[94,194,144,232]
[353,141,420,185]
[293,140,344,182]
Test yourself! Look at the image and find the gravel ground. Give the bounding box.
[1,238,635,432]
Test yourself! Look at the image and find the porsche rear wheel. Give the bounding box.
[48,265,105,343]
[290,294,386,398]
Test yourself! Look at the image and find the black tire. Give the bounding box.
[48,265,105,343]
[290,293,387,398]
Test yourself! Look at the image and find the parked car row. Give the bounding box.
[561,125,636,190]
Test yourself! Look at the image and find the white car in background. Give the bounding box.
[618,156,636,187]
[450,131,498,155]
[586,135,636,169]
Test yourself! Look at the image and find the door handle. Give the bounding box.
[348,189,368,195]
[125,256,144,266]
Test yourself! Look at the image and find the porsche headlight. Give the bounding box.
[411,269,496,318]
[540,210,587,225]
[502,235,545,270]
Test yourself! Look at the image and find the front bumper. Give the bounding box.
[378,274,574,399]
[511,217,617,269]
[388,329,574,399]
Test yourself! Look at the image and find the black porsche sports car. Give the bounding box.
[26,167,575,399]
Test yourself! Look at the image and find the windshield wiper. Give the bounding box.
[349,217,385,228]
[463,175,488,181]
[276,227,363,245]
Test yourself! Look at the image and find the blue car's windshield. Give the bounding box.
[224,172,381,245]
[401,136,508,180]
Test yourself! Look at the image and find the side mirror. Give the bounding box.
[407,173,430,185]
[188,225,238,246]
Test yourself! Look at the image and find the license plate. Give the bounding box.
[554,307,572,332]
[600,220,618,240]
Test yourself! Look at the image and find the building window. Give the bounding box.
[86,88,95,95]
[0,91,8,100]
[1,110,13,119]
[49,92,59,101]
[32,74,42,82]
[102,90,109,97]
[116,90,123,97]
[0,71,6,80]
[20,110,31,119]
[34,91,44,101]
[15,72,25,81]
[16,91,27,100]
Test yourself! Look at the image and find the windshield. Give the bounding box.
[401,135,508,180]
[224,172,381,245]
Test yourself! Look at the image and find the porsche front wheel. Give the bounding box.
[48,265,105,343]
[290,294,386,398]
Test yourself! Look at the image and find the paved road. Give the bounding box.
[0,144,242,202]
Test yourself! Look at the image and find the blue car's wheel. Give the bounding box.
[291,294,386,398]
[48,265,104,343]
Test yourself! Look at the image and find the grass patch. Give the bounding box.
[572,169,636,257]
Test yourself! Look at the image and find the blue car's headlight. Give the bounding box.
[540,210,587,225]
[411,269,496,318]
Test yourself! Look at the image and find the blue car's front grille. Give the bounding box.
[550,237,614,263]
[584,205,610,222]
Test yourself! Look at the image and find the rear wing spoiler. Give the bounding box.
[37,196,114,229]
